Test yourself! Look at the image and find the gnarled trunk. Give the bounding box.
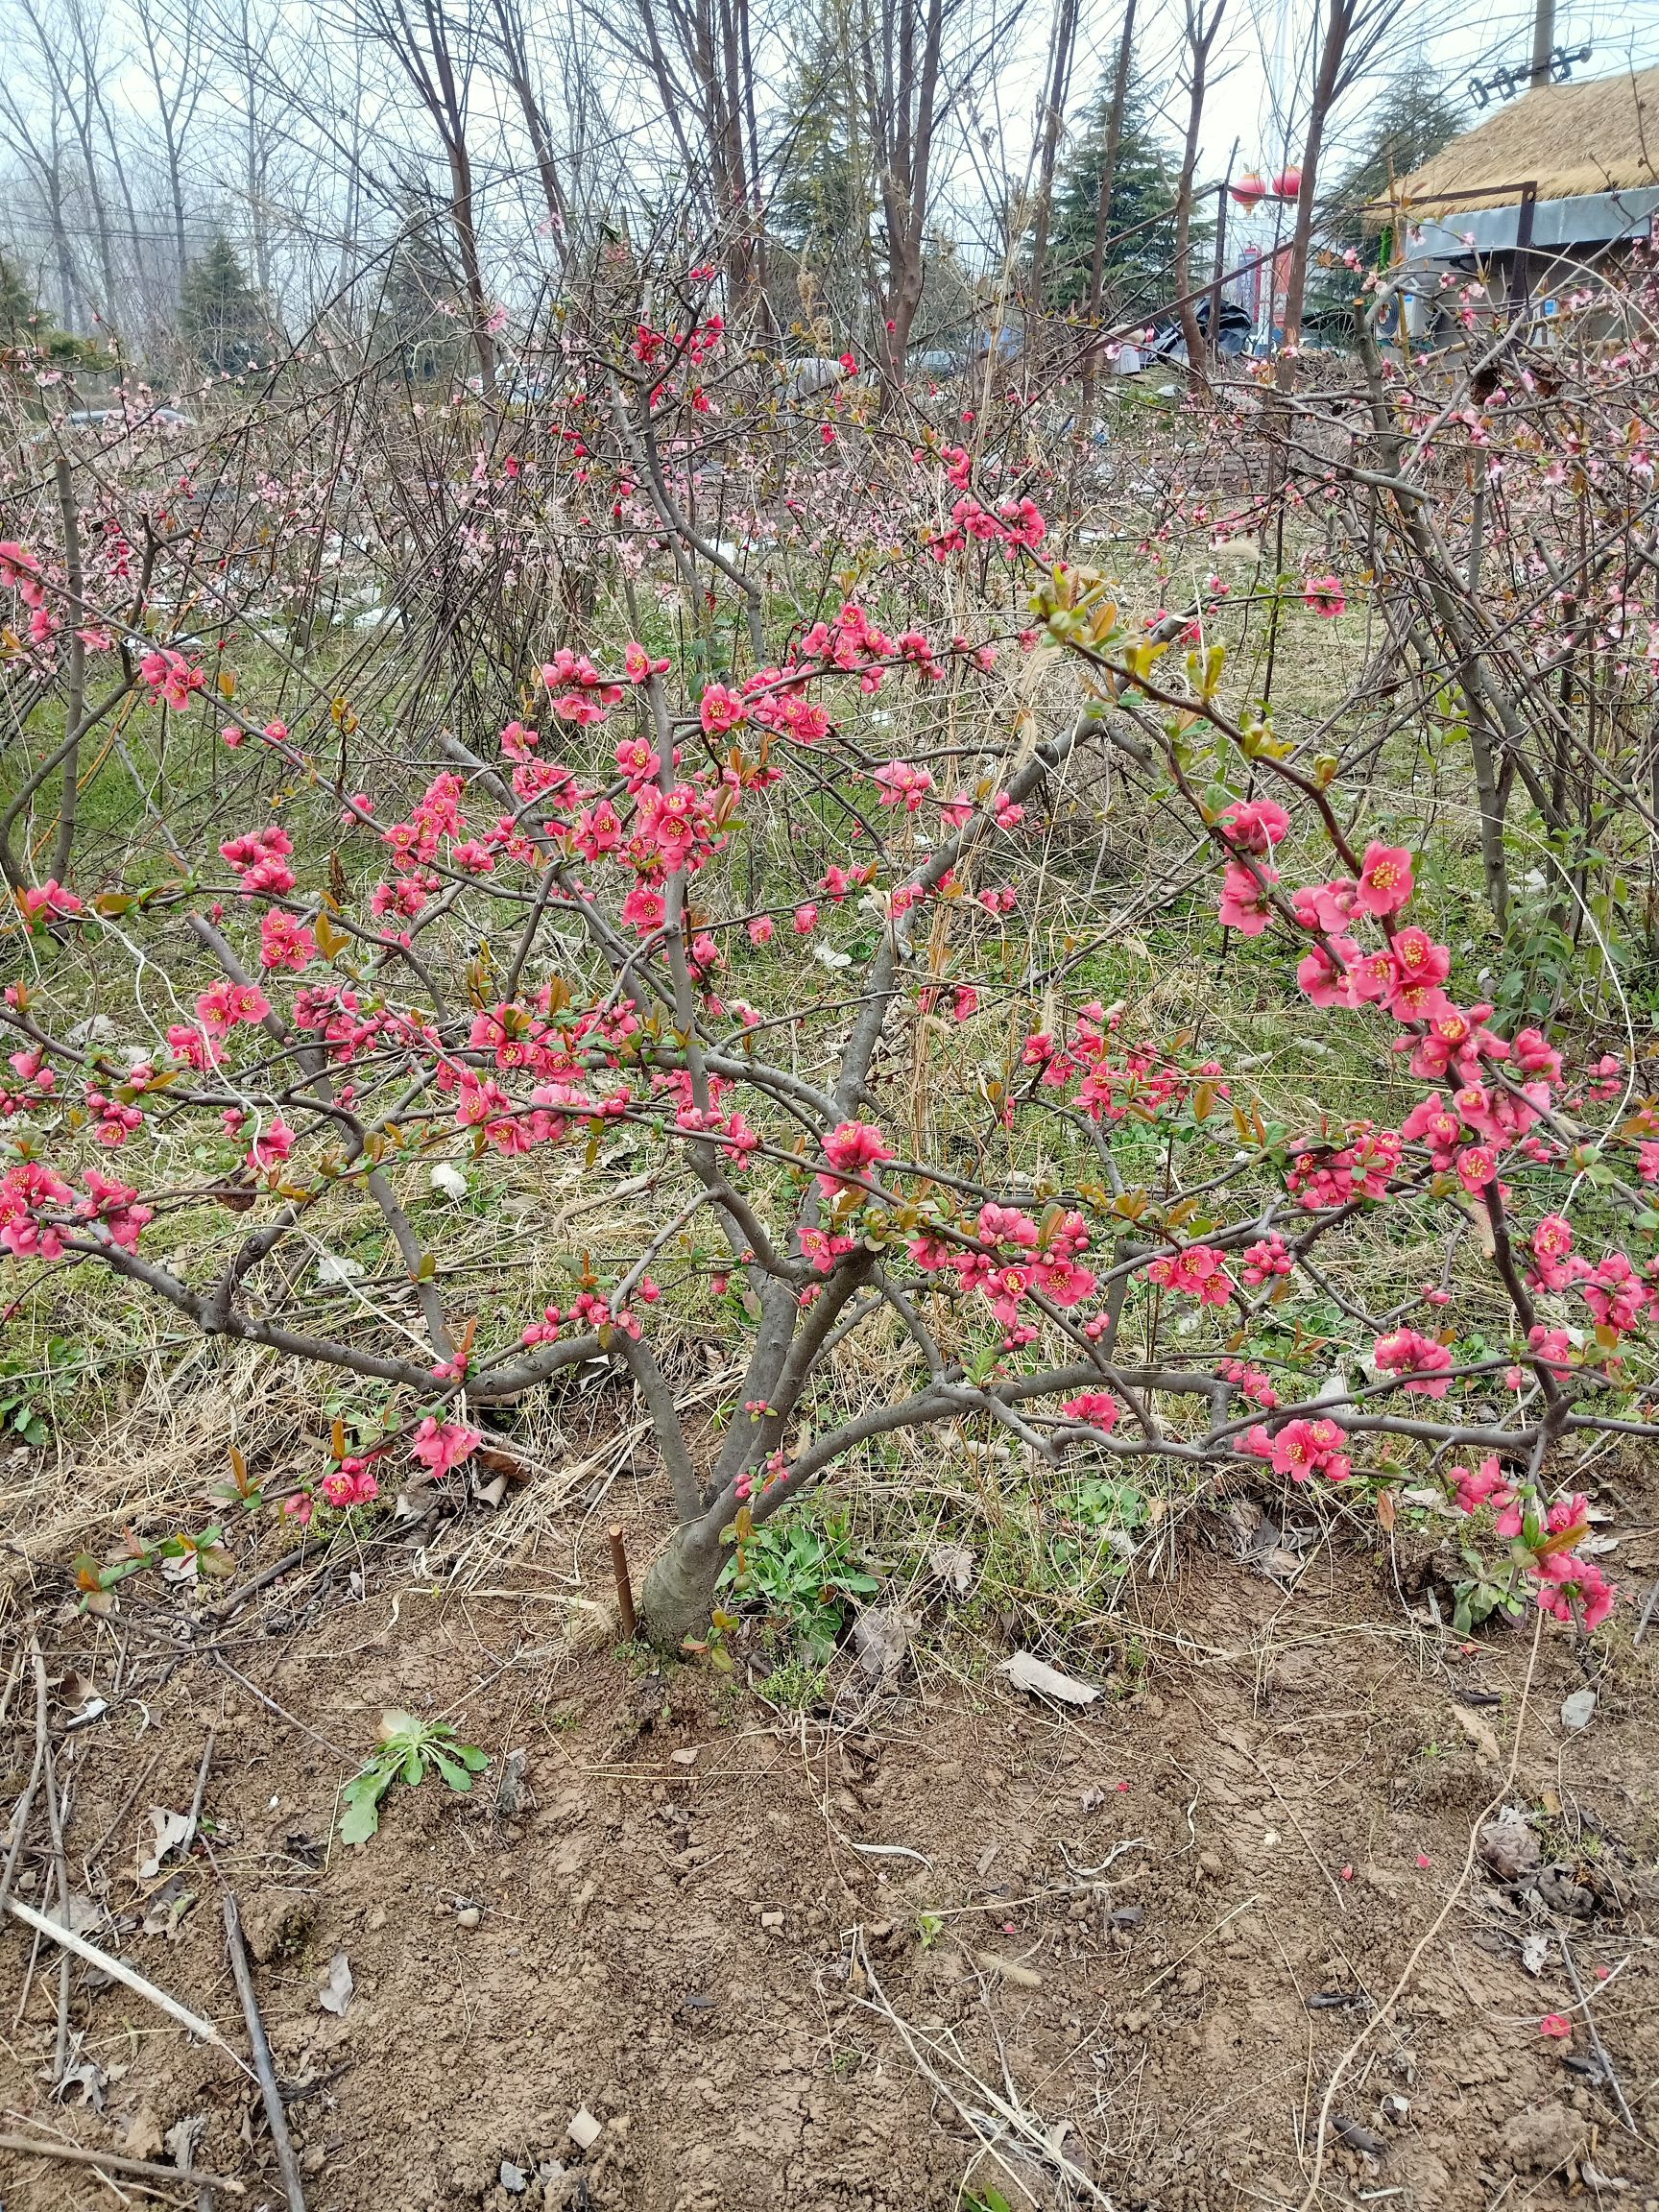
[637,1517,727,1650]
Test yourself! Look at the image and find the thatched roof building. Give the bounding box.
[1379,66,1659,304]
[1397,65,1659,212]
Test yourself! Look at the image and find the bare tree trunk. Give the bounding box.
[133,0,206,296]
[1172,0,1225,381]
[863,0,950,379]
[1076,0,1138,439]
[1024,0,1079,344]
[1278,0,1401,376]
[363,0,497,394]
[491,0,572,262]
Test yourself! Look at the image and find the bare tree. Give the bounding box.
[856,0,969,374]
[1171,0,1225,375]
[1277,0,1402,364]
[602,0,769,314]
[356,0,497,393]
[1024,0,1080,333]
[488,0,572,256]
[132,0,209,294]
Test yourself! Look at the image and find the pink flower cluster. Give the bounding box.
[1451,1459,1615,1630]
[1144,1243,1235,1306]
[409,1418,481,1479]
[1245,1414,1352,1482]
[220,825,296,898]
[139,648,206,710]
[816,1120,895,1197]
[1372,1326,1454,1397]
[0,1161,152,1261]
[322,1458,380,1508]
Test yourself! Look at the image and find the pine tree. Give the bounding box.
[1333,65,1464,214]
[179,233,268,374]
[1045,82,1206,318]
[0,254,36,341]
[380,200,469,383]
[1302,68,1465,331]
[773,42,862,261]
[0,252,101,371]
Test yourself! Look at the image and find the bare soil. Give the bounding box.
[3,1480,1657,2212]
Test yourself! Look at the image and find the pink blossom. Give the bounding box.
[1145,1243,1235,1306]
[816,1119,894,1197]
[249,1118,296,1173]
[1372,1326,1454,1397]
[1217,860,1275,936]
[1269,1416,1351,1482]
[260,910,317,972]
[1219,798,1288,854]
[409,1418,481,1479]
[1062,1390,1119,1431]
[1356,842,1414,916]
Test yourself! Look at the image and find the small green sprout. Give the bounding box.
[338,1708,490,1845]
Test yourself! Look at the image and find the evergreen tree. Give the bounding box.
[1333,65,1465,214]
[1045,82,1204,318]
[0,254,36,341]
[0,252,102,372]
[380,200,469,383]
[772,41,863,264]
[179,233,268,374]
[1302,67,1465,332]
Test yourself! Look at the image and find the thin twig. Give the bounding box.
[0,1637,49,1911]
[208,1654,352,1765]
[43,1725,72,2081]
[1558,1934,1638,2132]
[1633,1576,1659,1647]
[0,2130,245,2194]
[179,1729,217,1860]
[223,1889,307,2212]
[4,1896,229,2048]
[854,1932,1116,2207]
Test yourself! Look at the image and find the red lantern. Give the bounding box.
[1230,172,1268,206]
[1273,167,1303,199]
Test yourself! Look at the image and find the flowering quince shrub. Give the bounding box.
[1,287,1656,1650]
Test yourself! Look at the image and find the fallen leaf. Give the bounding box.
[1452,1704,1502,1766]
[163,2114,207,2172]
[54,2032,107,2110]
[142,1873,197,1941]
[852,1606,909,1679]
[318,1950,353,2017]
[1478,1806,1542,1884]
[927,1541,976,1599]
[137,1806,192,1881]
[998,1652,1100,1706]
[118,2107,164,2163]
[1520,1932,1551,1976]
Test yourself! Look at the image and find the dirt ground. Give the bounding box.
[3,1476,1657,2212]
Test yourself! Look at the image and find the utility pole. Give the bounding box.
[1528,0,1554,87]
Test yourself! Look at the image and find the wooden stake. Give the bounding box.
[608,1525,637,1638]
